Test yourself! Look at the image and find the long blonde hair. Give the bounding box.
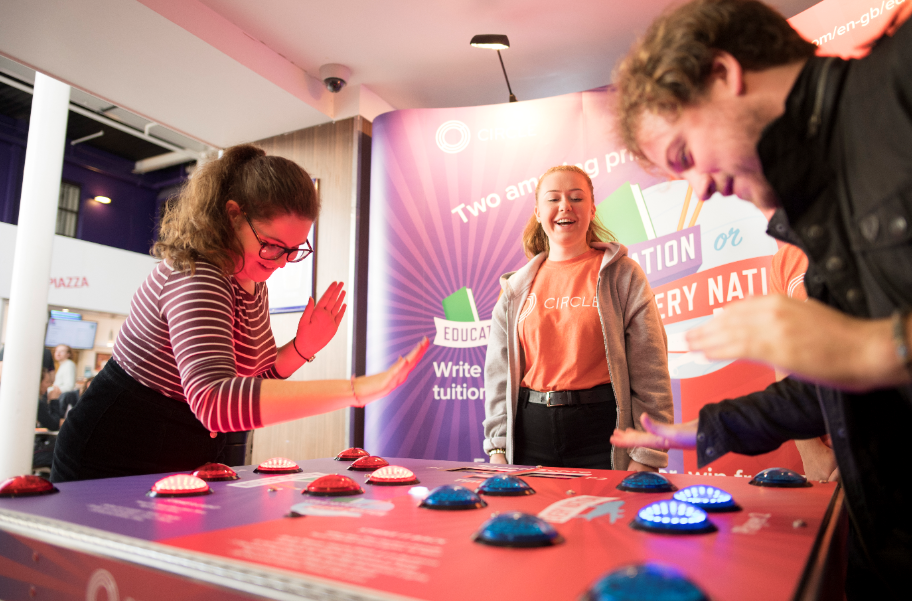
[154,144,319,276]
[521,165,614,259]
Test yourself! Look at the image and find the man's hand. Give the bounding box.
[794,438,838,482]
[294,282,346,358]
[685,295,907,391]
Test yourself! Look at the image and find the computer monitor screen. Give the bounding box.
[44,318,98,350]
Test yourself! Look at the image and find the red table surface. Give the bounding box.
[0,459,839,601]
[160,464,837,601]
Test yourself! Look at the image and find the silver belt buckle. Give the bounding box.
[546,391,567,407]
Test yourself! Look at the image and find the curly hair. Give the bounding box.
[614,0,816,161]
[522,165,615,259]
[154,144,319,276]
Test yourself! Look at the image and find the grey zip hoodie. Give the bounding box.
[482,242,673,469]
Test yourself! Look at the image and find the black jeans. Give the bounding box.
[51,359,227,482]
[513,384,616,469]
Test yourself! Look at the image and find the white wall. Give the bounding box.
[0,222,158,315]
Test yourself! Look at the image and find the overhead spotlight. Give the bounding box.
[94,196,111,204]
[470,34,517,102]
[319,63,351,93]
[470,34,510,49]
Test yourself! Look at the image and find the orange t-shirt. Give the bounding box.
[770,243,809,300]
[518,249,611,392]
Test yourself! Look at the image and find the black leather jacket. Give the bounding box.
[696,21,912,594]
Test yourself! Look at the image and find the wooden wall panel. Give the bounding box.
[250,117,367,464]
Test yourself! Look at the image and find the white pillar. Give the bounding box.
[0,73,70,480]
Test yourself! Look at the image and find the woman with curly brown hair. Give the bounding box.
[52,144,427,482]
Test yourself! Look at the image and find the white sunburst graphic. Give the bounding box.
[518,293,536,323]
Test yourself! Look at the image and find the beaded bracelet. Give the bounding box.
[292,339,316,363]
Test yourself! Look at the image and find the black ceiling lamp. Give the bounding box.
[470,34,517,103]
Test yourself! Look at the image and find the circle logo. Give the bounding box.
[86,569,118,601]
[435,120,471,154]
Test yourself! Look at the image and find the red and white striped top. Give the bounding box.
[113,260,282,432]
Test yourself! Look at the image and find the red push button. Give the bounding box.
[348,456,390,471]
[335,447,370,461]
[148,475,211,498]
[254,457,302,474]
[192,462,239,481]
[0,475,58,497]
[365,466,419,486]
[304,474,364,496]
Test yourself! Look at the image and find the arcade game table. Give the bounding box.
[0,457,845,601]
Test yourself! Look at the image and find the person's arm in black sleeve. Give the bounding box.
[696,376,827,467]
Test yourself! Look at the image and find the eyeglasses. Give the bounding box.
[243,213,313,263]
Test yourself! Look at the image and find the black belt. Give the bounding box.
[525,384,612,407]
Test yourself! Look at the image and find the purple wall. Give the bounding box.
[0,113,186,255]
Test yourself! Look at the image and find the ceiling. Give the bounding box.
[0,0,822,151]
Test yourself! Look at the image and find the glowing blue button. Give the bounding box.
[617,472,676,493]
[673,485,740,512]
[420,485,487,510]
[476,475,535,496]
[750,467,810,488]
[583,563,709,601]
[473,512,564,547]
[631,500,716,534]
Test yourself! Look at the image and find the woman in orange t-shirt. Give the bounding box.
[483,165,673,470]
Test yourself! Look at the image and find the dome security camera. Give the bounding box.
[319,63,351,93]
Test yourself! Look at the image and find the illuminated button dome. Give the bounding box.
[148,475,211,498]
[617,472,676,493]
[582,563,709,601]
[476,475,535,496]
[304,474,364,496]
[420,485,487,510]
[192,462,239,481]
[254,457,302,474]
[473,512,564,547]
[750,467,810,488]
[365,466,419,486]
[673,485,739,512]
[0,475,58,498]
[347,456,390,471]
[631,500,716,534]
[335,447,370,461]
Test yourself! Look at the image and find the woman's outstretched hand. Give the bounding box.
[610,414,699,450]
[351,338,430,407]
[295,282,347,358]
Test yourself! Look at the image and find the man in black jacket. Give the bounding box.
[611,0,911,597]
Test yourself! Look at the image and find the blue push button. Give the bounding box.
[749,467,810,488]
[617,472,676,493]
[420,485,487,510]
[630,500,716,534]
[582,563,709,601]
[473,512,563,547]
[673,485,740,512]
[476,475,535,496]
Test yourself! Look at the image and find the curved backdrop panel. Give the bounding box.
[365,85,799,478]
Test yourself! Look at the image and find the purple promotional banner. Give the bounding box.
[365,88,665,462]
[365,86,786,469]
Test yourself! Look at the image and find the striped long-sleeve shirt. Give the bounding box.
[113,260,283,431]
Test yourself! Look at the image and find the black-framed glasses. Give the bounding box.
[243,212,313,263]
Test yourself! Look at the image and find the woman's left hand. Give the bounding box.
[294,282,347,358]
[627,460,658,473]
